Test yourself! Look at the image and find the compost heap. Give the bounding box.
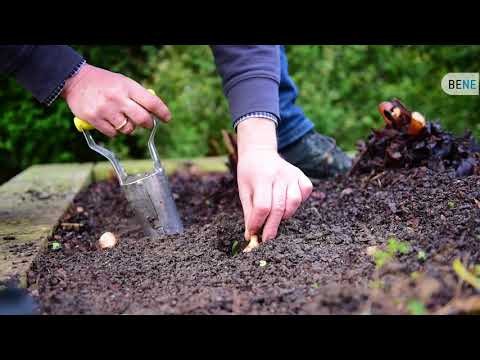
[350,99,480,177]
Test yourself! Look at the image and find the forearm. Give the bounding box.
[0,45,85,105]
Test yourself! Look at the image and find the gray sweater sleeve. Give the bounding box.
[210,45,280,126]
[0,45,84,105]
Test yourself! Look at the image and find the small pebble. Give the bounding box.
[366,246,378,256]
[341,188,354,198]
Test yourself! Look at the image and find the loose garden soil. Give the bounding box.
[27,165,480,314]
[24,99,480,314]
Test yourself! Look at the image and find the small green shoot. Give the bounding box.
[312,283,319,289]
[407,299,427,315]
[51,242,62,251]
[231,241,240,256]
[370,237,411,269]
[417,250,427,262]
[387,237,410,254]
[259,260,267,267]
[373,250,393,269]
[448,201,455,209]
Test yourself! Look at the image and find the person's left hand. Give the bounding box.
[61,63,171,137]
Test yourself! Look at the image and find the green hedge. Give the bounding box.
[1,45,479,182]
[285,45,480,148]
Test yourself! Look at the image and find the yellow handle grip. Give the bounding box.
[73,88,157,132]
[74,117,95,132]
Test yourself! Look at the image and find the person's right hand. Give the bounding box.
[236,118,313,243]
[61,63,171,137]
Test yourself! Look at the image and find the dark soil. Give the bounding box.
[28,165,480,314]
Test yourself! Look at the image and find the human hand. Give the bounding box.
[61,63,171,137]
[236,118,313,242]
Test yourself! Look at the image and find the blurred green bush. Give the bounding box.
[1,45,479,182]
[285,45,480,149]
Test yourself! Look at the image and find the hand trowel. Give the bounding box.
[73,90,183,237]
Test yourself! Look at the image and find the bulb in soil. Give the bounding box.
[378,101,394,126]
[99,232,117,249]
[243,235,259,253]
[408,112,426,136]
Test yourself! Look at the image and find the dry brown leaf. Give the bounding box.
[473,198,480,209]
[452,258,480,290]
[61,222,82,231]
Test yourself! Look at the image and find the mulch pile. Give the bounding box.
[351,98,480,177]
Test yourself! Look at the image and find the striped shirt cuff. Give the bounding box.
[233,111,279,130]
[44,59,86,106]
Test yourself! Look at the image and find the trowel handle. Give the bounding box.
[72,89,163,174]
[148,117,163,171]
[146,89,164,171]
[74,117,95,132]
[72,117,128,183]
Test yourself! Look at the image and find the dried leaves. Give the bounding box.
[351,98,480,177]
[452,258,480,290]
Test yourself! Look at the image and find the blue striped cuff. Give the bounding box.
[233,111,279,130]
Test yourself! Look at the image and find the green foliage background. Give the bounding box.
[1,45,479,182]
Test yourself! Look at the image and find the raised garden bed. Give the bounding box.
[26,165,480,314]
[3,100,480,315]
